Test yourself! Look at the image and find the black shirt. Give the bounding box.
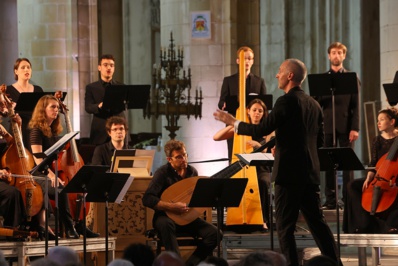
[142,163,198,221]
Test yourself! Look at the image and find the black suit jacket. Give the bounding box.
[237,87,324,186]
[316,68,360,134]
[84,80,125,145]
[218,72,266,110]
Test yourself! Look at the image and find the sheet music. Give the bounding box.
[115,175,134,204]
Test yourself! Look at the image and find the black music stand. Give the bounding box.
[383,83,398,106]
[236,153,276,249]
[14,92,67,113]
[189,178,248,257]
[85,171,132,265]
[102,85,150,148]
[62,165,109,264]
[224,94,273,114]
[29,131,79,253]
[318,147,364,261]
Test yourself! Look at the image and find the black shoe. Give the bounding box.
[321,203,337,210]
[36,226,59,241]
[75,222,100,238]
[65,227,79,239]
[388,228,398,234]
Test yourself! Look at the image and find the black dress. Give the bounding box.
[29,127,75,231]
[5,85,44,152]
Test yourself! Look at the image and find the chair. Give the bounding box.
[145,208,213,255]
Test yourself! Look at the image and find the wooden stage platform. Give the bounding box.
[0,237,116,266]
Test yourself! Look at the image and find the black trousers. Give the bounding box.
[275,183,342,266]
[324,133,353,204]
[0,181,25,227]
[154,215,220,266]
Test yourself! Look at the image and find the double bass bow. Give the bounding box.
[0,84,43,221]
[53,91,89,221]
[362,137,398,214]
[226,51,264,226]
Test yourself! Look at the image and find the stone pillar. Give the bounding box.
[380,0,398,108]
[159,0,233,175]
[16,0,81,133]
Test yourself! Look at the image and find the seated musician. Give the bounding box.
[91,116,131,166]
[344,107,398,233]
[0,119,28,239]
[28,95,99,239]
[142,140,219,266]
[213,98,274,231]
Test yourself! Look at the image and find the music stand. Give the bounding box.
[102,85,150,148]
[236,152,276,249]
[188,178,248,257]
[62,165,109,264]
[29,131,79,253]
[318,147,364,261]
[224,94,273,114]
[383,83,398,106]
[14,92,67,113]
[85,172,132,264]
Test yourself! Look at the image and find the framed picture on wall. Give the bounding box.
[191,11,211,39]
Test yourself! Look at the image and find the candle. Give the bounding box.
[200,87,202,98]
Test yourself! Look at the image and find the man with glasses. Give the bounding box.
[143,140,219,266]
[91,116,130,166]
[85,54,125,145]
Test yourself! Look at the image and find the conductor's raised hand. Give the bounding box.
[213,109,237,126]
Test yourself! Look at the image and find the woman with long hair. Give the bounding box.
[28,95,97,239]
[213,98,275,230]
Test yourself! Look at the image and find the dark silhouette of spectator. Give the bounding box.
[306,255,336,266]
[152,251,184,266]
[203,256,229,266]
[122,243,155,266]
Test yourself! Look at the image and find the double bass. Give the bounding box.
[362,137,398,215]
[53,92,89,221]
[226,51,264,226]
[0,85,43,221]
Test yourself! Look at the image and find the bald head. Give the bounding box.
[284,58,307,85]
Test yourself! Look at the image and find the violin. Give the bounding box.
[0,84,43,221]
[362,137,398,214]
[53,91,89,221]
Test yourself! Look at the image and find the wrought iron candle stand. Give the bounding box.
[145,32,202,139]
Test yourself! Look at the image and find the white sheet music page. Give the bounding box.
[115,175,134,204]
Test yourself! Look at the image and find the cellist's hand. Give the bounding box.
[11,113,22,128]
[362,172,375,191]
[48,171,65,187]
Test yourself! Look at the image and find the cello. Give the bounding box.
[0,84,43,221]
[53,91,89,221]
[362,137,398,214]
[226,51,264,226]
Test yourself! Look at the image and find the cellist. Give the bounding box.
[0,122,26,231]
[28,95,96,239]
[344,107,398,233]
